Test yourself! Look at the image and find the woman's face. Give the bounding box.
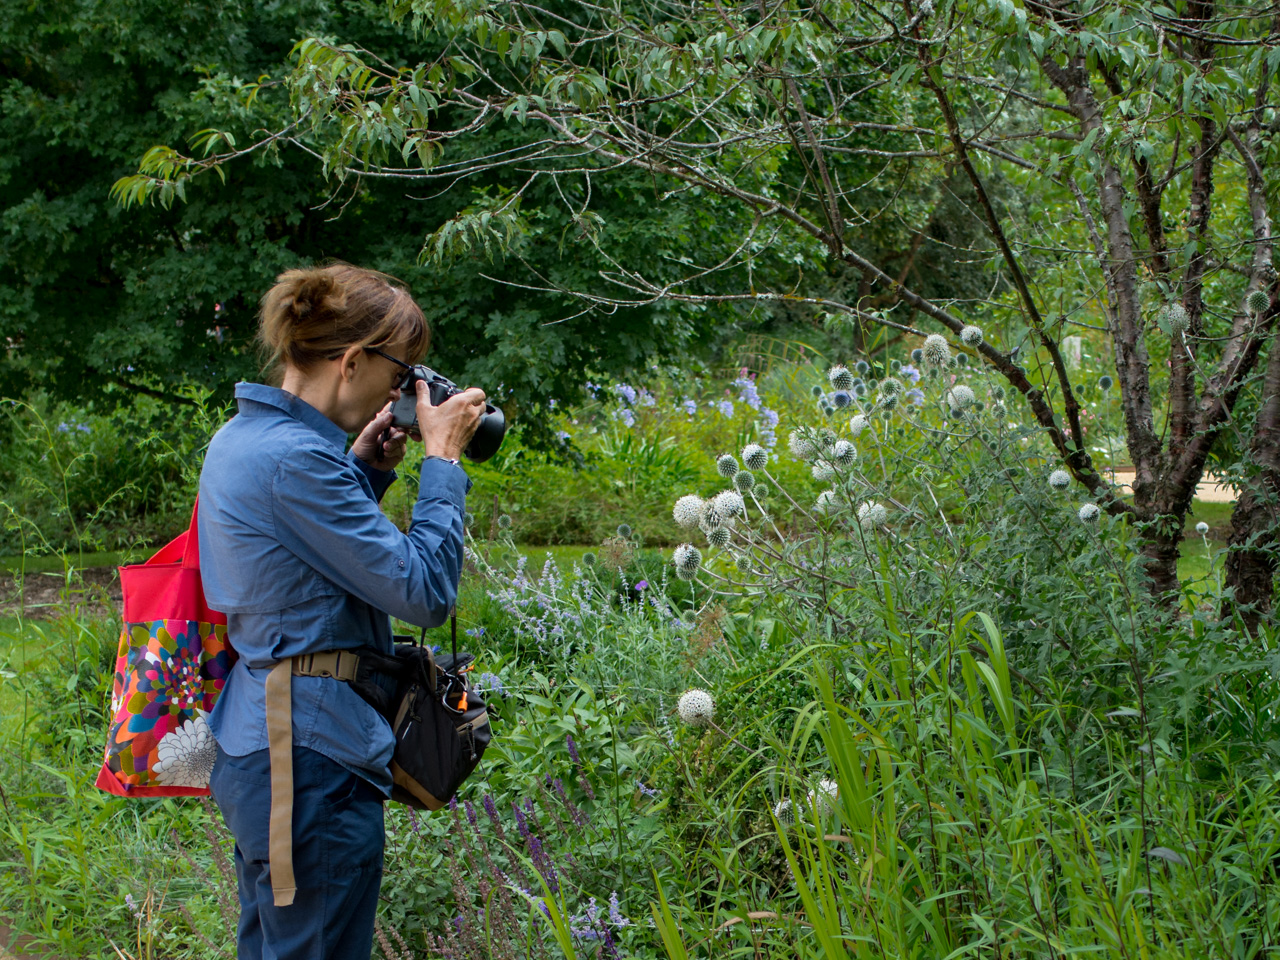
[334,345,410,433]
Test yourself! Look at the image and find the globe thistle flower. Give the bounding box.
[789,429,818,460]
[832,391,852,409]
[807,778,839,814]
[991,402,1007,418]
[879,376,903,397]
[818,428,838,449]
[752,482,770,499]
[911,348,924,364]
[855,360,870,376]
[705,525,731,548]
[735,554,752,573]
[464,511,475,528]
[946,385,977,413]
[713,489,746,519]
[853,383,867,398]
[822,404,835,417]
[773,799,795,826]
[857,501,887,529]
[676,688,714,727]
[832,439,856,465]
[828,365,854,390]
[1078,503,1100,523]
[742,443,768,470]
[1048,469,1071,490]
[990,385,1006,402]
[617,523,632,539]
[582,552,596,566]
[889,358,901,372]
[810,384,824,398]
[497,514,512,530]
[849,414,868,438]
[956,354,968,368]
[1246,289,1270,316]
[879,393,899,411]
[960,324,984,347]
[814,490,840,514]
[812,461,837,482]
[1098,375,1113,391]
[1195,521,1209,535]
[673,495,706,529]
[922,333,951,367]
[1161,302,1190,336]
[673,543,702,579]
[733,469,755,493]
[716,453,739,478]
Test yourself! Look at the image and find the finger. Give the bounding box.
[416,380,430,397]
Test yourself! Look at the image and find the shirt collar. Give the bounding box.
[234,382,348,452]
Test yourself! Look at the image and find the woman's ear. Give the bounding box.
[340,344,363,384]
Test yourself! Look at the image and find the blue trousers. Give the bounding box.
[210,744,386,960]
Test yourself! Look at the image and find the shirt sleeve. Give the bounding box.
[270,446,469,627]
[348,450,397,503]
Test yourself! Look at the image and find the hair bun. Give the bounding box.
[286,271,338,323]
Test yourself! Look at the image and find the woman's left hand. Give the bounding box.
[352,403,409,471]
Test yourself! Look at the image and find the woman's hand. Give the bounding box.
[351,403,409,470]
[416,380,485,460]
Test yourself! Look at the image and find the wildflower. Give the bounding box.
[878,393,898,411]
[832,440,856,465]
[810,385,824,398]
[705,525,731,548]
[1246,289,1270,316]
[818,428,837,449]
[911,348,924,364]
[735,555,751,573]
[789,429,818,460]
[960,324,984,347]
[673,544,702,579]
[677,688,714,726]
[711,490,745,524]
[608,891,632,927]
[556,430,571,442]
[1078,503,1101,523]
[752,482,770,499]
[476,672,505,696]
[1161,302,1190,336]
[673,495,706,529]
[682,397,698,416]
[812,461,836,482]
[832,390,852,409]
[857,501,887,529]
[906,388,925,405]
[849,414,868,438]
[634,580,648,591]
[814,490,840,514]
[615,383,638,405]
[733,469,755,493]
[617,523,632,539]
[773,799,795,826]
[497,514,512,530]
[855,360,870,375]
[483,794,502,832]
[1098,376,1113,391]
[946,385,976,412]
[808,778,839,814]
[922,333,951,367]
[614,407,636,427]
[716,454,739,478]
[1195,521,1209,535]
[853,383,867,397]
[828,365,855,390]
[1048,469,1071,490]
[879,377,903,399]
[582,552,596,566]
[636,780,659,798]
[742,443,768,470]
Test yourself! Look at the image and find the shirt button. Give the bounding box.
[397,558,405,569]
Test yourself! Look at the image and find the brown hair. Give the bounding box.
[258,262,431,374]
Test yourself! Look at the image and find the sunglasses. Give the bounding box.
[365,346,416,390]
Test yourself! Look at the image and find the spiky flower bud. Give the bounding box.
[849,414,868,438]
[582,552,596,566]
[705,525,731,548]
[742,443,769,470]
[960,325,984,347]
[789,429,818,460]
[879,377,903,397]
[677,688,714,726]
[990,385,1006,402]
[1246,289,1269,316]
[752,482,771,499]
[616,523,632,539]
[735,554,752,572]
[673,543,702,578]
[828,365,855,390]
[713,489,746,519]
[1098,376,1113,391]
[733,469,755,493]
[946,385,977,413]
[1048,469,1071,490]
[1078,503,1100,523]
[814,490,840,514]
[879,393,898,411]
[857,501,887,529]
[832,391,852,409]
[832,439,856,465]
[807,778,839,814]
[812,461,836,482]
[818,428,838,449]
[673,495,705,528]
[1161,302,1190,336]
[716,454,739,478]
[497,514,512,530]
[855,360,870,376]
[911,348,924,364]
[773,799,795,826]
[922,333,951,367]
[810,385,824,398]
[1195,521,1209,535]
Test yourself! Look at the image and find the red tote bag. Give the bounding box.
[96,500,234,797]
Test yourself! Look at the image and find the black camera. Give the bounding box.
[389,365,506,463]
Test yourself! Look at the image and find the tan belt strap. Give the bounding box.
[265,661,297,907]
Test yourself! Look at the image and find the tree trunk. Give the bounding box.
[1223,337,1280,630]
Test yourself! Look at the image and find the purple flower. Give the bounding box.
[614,384,638,405]
[513,802,530,840]
[634,580,648,591]
[483,794,500,828]
[608,890,631,927]
[528,836,560,894]
[717,399,735,417]
[907,388,925,406]
[464,626,485,638]
[566,734,580,764]
[464,800,478,828]
[613,407,636,428]
[901,364,922,385]
[636,780,659,798]
[682,397,698,416]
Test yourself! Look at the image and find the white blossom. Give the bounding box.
[1195,521,1209,535]
[849,414,868,438]
[1048,469,1071,490]
[742,443,769,470]
[1078,503,1100,523]
[857,501,887,529]
[672,495,706,528]
[677,689,714,727]
[960,325,984,347]
[922,334,951,367]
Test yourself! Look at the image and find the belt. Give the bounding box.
[263,649,370,908]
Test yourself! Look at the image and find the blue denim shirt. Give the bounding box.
[198,383,469,795]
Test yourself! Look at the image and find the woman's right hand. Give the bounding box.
[415,379,486,460]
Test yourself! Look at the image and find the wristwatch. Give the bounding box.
[424,455,462,467]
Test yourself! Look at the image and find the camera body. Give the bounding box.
[390,365,506,463]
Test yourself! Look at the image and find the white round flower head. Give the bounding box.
[828,365,855,391]
[672,495,706,529]
[1078,503,1101,523]
[705,525,731,548]
[733,469,755,493]
[814,489,840,515]
[812,460,837,482]
[1161,302,1190,336]
[1048,469,1071,490]
[1195,521,1209,535]
[714,489,746,519]
[716,454,739,479]
[753,482,770,499]
[497,514,512,530]
[946,385,977,411]
[832,439,856,466]
[742,443,769,470]
[922,333,951,367]
[673,543,702,578]
[960,324,984,347]
[773,798,795,826]
[677,688,715,727]
[789,429,818,460]
[1246,289,1270,317]
[878,376,903,397]
[807,778,839,814]
[735,554,752,573]
[858,501,887,529]
[849,414,868,438]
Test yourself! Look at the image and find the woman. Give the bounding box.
[198,263,484,959]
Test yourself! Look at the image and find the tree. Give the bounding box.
[117,0,1279,605]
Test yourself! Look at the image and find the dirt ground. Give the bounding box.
[1109,470,1236,503]
[0,567,122,621]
